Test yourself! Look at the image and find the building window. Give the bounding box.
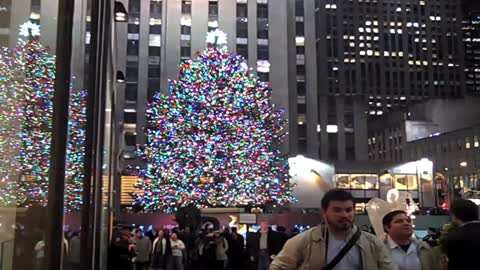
[125,83,138,101]
[237,44,248,59]
[466,137,471,149]
[182,0,191,14]
[124,112,137,124]
[125,133,136,146]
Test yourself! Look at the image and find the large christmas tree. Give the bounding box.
[0,22,87,210]
[133,30,295,212]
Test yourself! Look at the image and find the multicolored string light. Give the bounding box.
[133,45,295,212]
[0,25,87,211]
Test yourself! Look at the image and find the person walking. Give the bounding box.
[227,227,244,270]
[270,189,396,270]
[168,232,186,270]
[444,199,480,270]
[151,230,166,270]
[382,210,436,270]
[214,231,229,270]
[246,221,281,270]
[69,232,81,270]
[131,229,152,270]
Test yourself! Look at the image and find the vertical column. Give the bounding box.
[41,0,59,50]
[218,0,236,51]
[191,0,208,53]
[336,97,346,161]
[247,0,257,70]
[269,0,293,155]
[114,0,129,213]
[353,97,368,160]
[304,0,319,159]
[71,0,88,90]
[161,0,181,92]
[9,0,30,48]
[317,3,329,160]
[136,1,150,145]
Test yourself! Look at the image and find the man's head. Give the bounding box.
[427,227,436,235]
[135,229,143,238]
[260,221,269,232]
[382,210,412,240]
[451,199,479,224]
[321,189,355,231]
[231,227,238,234]
[171,232,178,241]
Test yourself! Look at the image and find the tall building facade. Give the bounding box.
[308,0,465,163]
[463,0,480,94]
[116,0,465,174]
[115,0,297,168]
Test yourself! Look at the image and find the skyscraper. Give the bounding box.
[308,0,465,163]
[463,0,480,94]
[116,0,465,175]
[115,0,297,168]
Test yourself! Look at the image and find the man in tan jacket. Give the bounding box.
[382,210,436,270]
[270,189,396,270]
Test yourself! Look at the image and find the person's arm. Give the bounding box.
[223,238,229,253]
[372,237,397,270]
[147,239,152,253]
[270,234,305,270]
[178,240,186,250]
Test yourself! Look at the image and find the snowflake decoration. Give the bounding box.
[206,29,228,46]
[19,22,41,37]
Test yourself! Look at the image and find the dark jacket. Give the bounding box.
[246,229,281,261]
[444,221,480,270]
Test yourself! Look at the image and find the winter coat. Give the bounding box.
[270,225,396,270]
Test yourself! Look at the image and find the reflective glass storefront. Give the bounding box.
[0,1,115,270]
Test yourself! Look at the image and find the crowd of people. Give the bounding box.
[107,189,480,270]
[108,220,298,270]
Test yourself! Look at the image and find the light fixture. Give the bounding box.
[114,1,128,22]
[116,71,126,83]
[460,161,468,167]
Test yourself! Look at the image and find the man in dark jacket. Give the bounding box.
[227,227,245,270]
[444,199,480,270]
[246,221,281,270]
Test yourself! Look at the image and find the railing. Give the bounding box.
[0,239,13,270]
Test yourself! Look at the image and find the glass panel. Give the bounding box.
[365,175,379,189]
[350,174,366,189]
[0,0,96,269]
[336,174,350,188]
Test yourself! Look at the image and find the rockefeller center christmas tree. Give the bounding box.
[133,30,295,212]
[0,22,87,210]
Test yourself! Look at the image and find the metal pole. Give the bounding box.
[44,0,75,269]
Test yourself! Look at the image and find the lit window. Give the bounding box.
[149,34,161,47]
[317,124,321,132]
[256,60,270,73]
[296,36,305,46]
[327,125,338,133]
[367,50,373,56]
